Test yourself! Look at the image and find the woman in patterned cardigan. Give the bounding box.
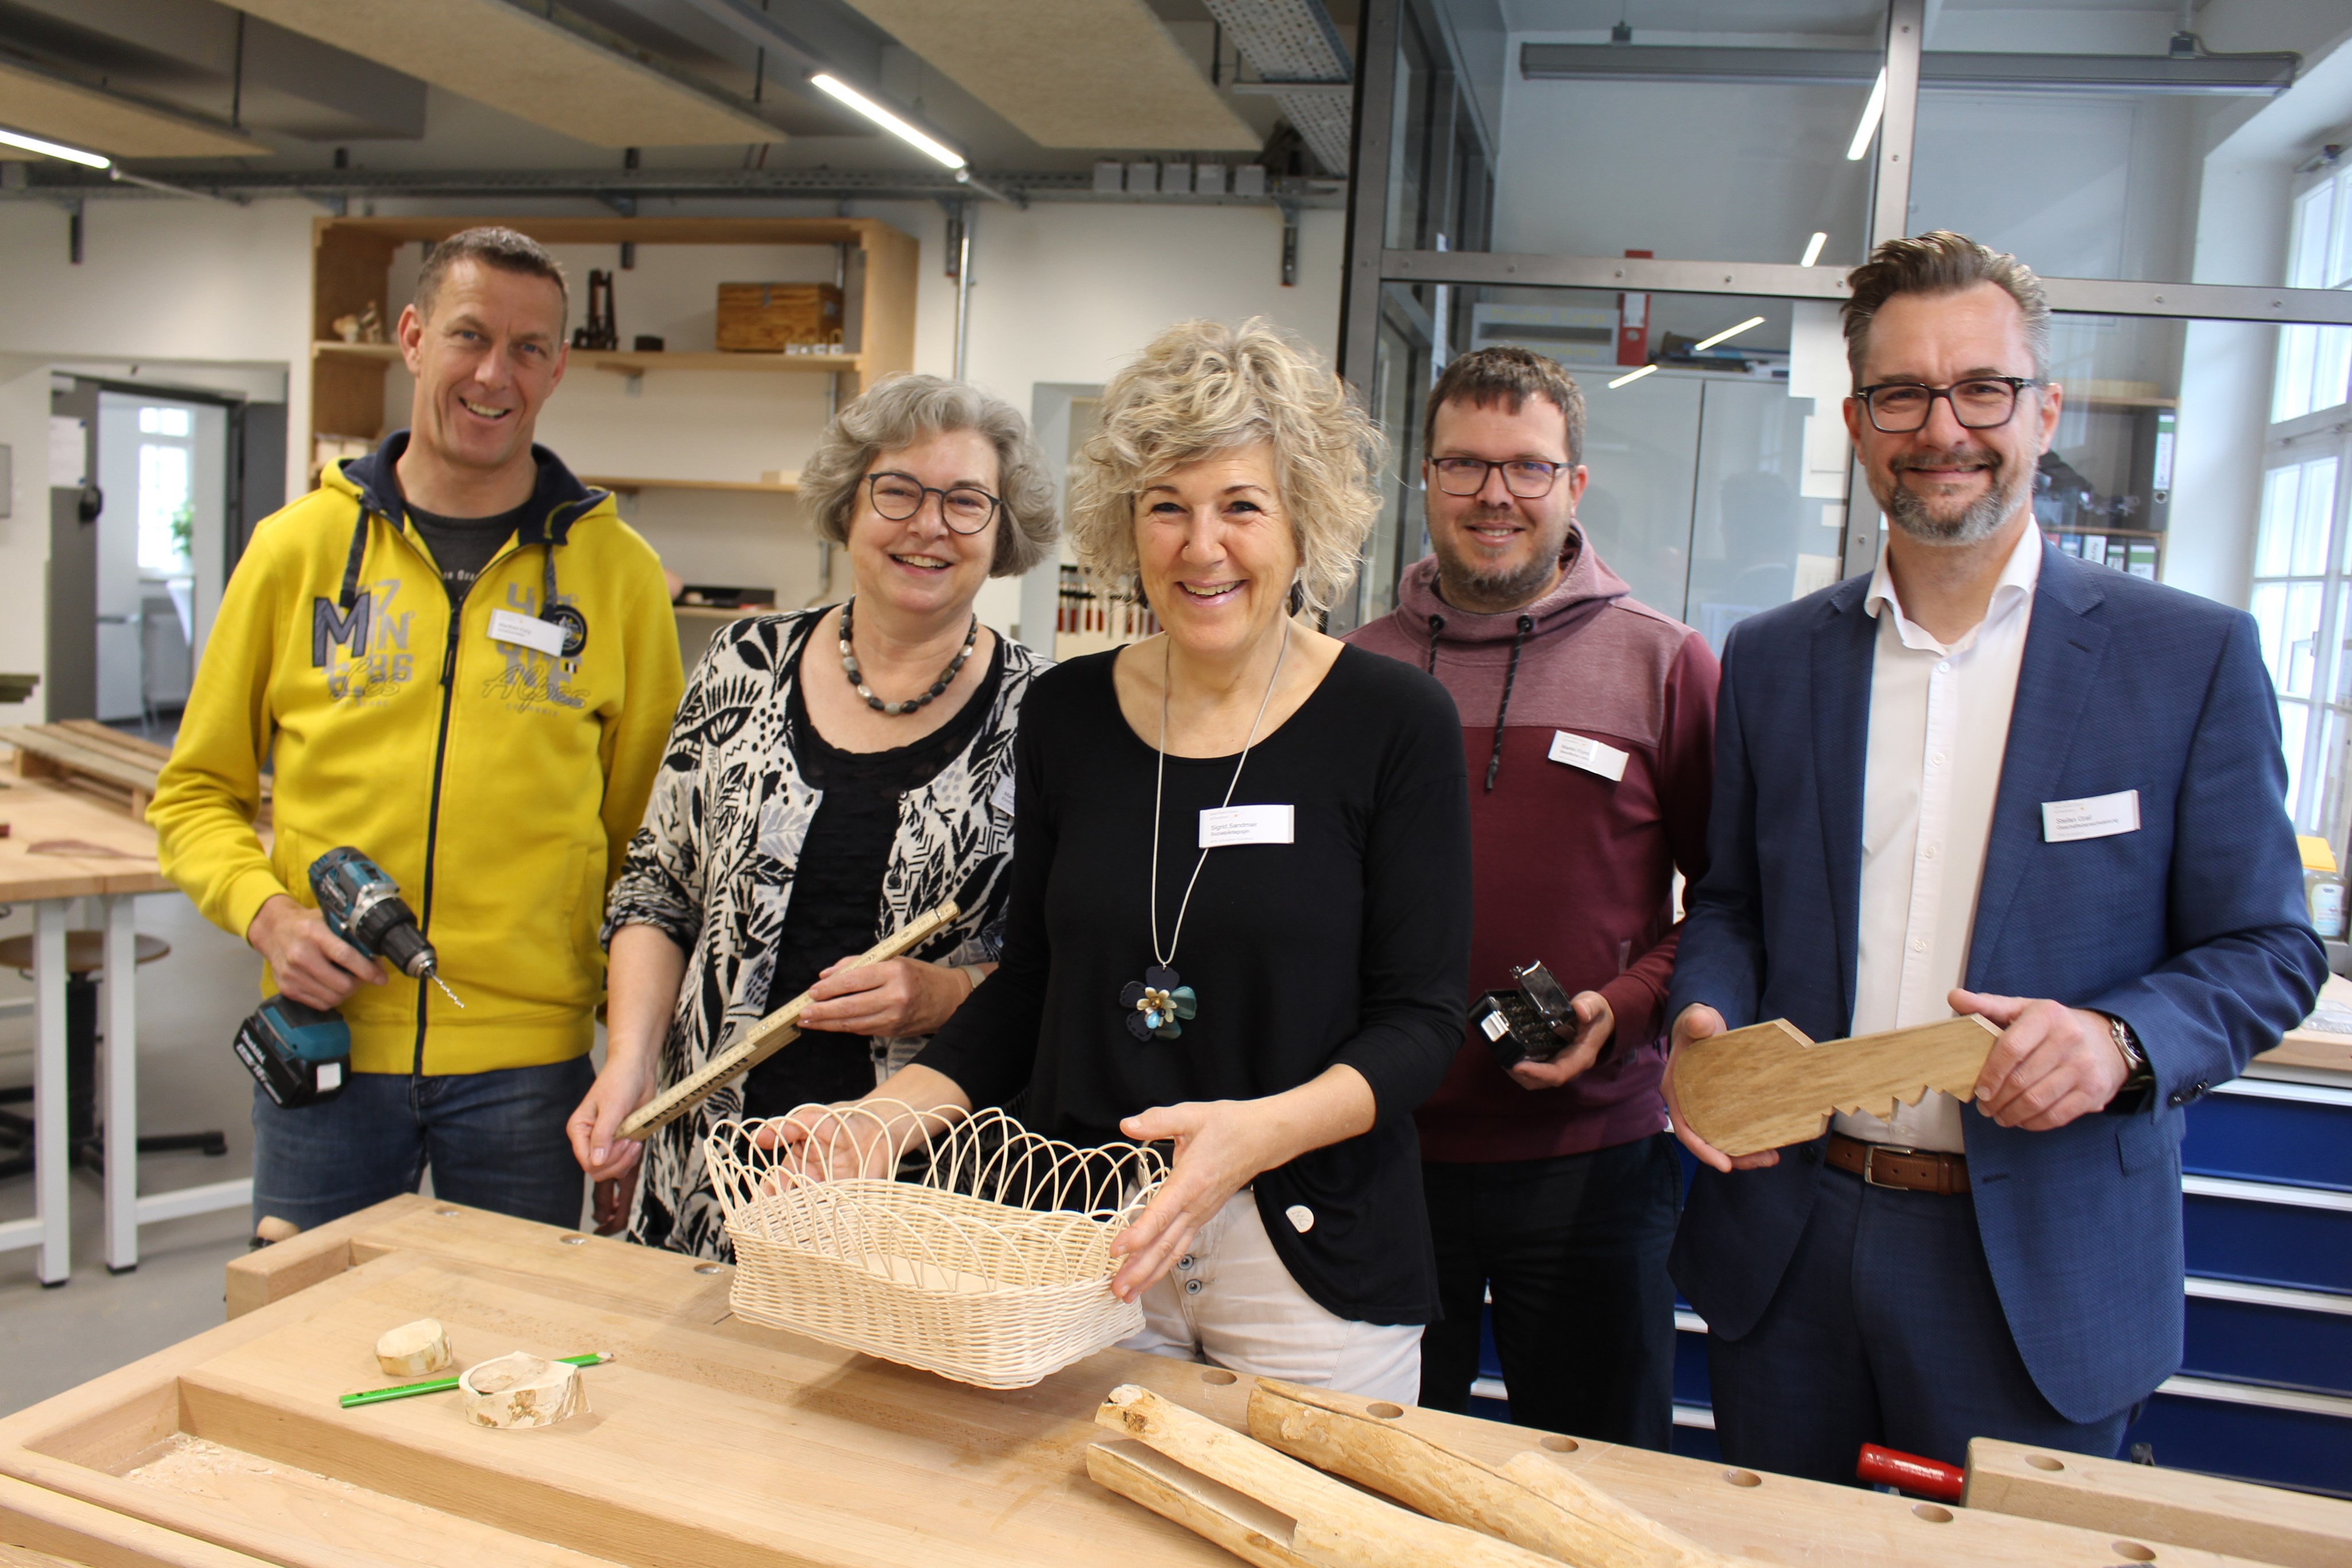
[566,376,1058,1256]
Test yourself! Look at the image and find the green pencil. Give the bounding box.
[338,1352,613,1410]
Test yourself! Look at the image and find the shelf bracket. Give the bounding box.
[623,370,644,397]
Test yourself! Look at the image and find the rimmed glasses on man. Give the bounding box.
[1853,375,2045,434]
[1428,457,1568,498]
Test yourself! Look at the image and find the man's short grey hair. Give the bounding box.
[799,374,1059,578]
[415,226,568,335]
[1842,230,2051,383]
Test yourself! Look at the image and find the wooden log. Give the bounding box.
[617,899,960,1139]
[1244,1379,1723,1568]
[1088,1440,1317,1568]
[372,1319,451,1377]
[459,1352,585,1429]
[1670,1016,2002,1157]
[1094,1384,1560,1568]
[1962,1437,2352,1568]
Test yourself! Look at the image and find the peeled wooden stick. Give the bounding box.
[1245,1379,1724,1568]
[373,1318,452,1377]
[618,900,958,1140]
[1094,1384,1558,1568]
[1087,1441,1317,1568]
[459,1352,586,1429]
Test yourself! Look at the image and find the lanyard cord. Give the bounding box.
[1150,619,1290,970]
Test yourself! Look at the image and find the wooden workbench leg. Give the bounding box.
[33,900,68,1286]
[103,894,139,1274]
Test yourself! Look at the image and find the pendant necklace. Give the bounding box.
[1121,621,1290,1042]
[840,596,978,717]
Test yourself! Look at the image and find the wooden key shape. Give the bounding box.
[1671,1015,2002,1157]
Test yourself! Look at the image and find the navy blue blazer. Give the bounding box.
[1666,544,2324,1423]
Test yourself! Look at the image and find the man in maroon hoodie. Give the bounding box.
[1347,347,1717,1447]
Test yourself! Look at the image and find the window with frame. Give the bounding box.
[2250,454,2346,831]
[2275,163,2352,424]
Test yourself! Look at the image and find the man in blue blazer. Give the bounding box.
[1664,231,2323,1482]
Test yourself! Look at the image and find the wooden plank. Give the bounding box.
[0,1473,278,1568]
[1672,1016,2002,1157]
[1,730,158,798]
[0,778,168,903]
[856,218,921,392]
[582,475,801,496]
[0,59,269,158]
[1963,1437,2352,1568]
[227,1194,439,1319]
[53,723,172,767]
[2260,972,2352,1076]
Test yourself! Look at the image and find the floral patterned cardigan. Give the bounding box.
[602,609,1047,1257]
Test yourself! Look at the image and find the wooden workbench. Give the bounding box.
[0,1195,2321,1568]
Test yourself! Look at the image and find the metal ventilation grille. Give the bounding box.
[1204,0,1353,173]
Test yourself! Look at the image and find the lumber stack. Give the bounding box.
[0,721,270,827]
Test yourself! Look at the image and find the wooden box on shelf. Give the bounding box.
[717,283,845,352]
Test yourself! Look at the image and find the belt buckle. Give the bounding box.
[1860,1143,1918,1190]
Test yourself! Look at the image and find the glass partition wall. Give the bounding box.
[1336,0,2352,845]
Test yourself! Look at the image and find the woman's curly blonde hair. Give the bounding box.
[799,373,1058,577]
[1066,319,1384,617]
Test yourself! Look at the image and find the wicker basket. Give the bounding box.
[705,1101,1167,1389]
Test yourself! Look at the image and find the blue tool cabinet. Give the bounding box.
[1468,1070,2352,1496]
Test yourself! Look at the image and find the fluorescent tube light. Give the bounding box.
[1801,231,1828,267]
[1607,364,1659,389]
[0,126,110,169]
[810,73,965,169]
[1692,316,1767,353]
[1846,69,1886,160]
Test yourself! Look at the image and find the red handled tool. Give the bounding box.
[1857,1443,1966,1502]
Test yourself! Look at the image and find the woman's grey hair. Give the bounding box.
[799,374,1058,577]
[1066,318,1384,617]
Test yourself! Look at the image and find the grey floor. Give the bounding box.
[0,887,264,1417]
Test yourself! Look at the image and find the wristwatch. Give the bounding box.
[2105,1013,2156,1108]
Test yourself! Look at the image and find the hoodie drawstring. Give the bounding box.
[1486,614,1534,793]
[1424,613,1446,675]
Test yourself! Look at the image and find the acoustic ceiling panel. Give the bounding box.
[0,60,273,159]
[838,0,1260,150]
[230,0,781,147]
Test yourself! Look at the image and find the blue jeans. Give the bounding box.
[250,1058,594,1233]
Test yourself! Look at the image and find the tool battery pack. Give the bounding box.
[234,996,352,1109]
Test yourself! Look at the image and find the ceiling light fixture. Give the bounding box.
[1608,364,1659,389]
[810,73,965,169]
[1692,316,1767,353]
[1801,231,1828,266]
[0,125,110,169]
[1846,68,1886,160]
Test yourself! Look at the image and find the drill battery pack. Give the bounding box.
[234,995,352,1109]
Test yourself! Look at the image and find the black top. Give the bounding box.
[743,637,1005,1118]
[407,499,530,602]
[915,644,1473,1324]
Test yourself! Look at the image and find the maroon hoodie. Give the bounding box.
[1345,540,1718,1163]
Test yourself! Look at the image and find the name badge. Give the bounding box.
[1200,804,1293,847]
[2042,789,2140,843]
[991,773,1017,818]
[487,607,566,657]
[1548,730,1630,783]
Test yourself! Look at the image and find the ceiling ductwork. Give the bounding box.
[1204,0,1352,174]
[226,0,784,146]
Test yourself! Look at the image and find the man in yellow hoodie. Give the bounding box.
[151,227,684,1233]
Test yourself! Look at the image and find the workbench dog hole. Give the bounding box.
[1365,1402,1406,1419]
[2026,1453,2066,1470]
[2111,1543,2158,1562]
[705,1101,1169,1388]
[1199,1368,1237,1385]
[1722,1468,1763,1487]
[1539,1434,1579,1452]
[1912,1504,1953,1523]
[559,1234,587,1245]
[694,1263,721,1275]
[435,1207,459,1218]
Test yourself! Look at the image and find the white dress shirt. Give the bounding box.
[1836,524,2042,1153]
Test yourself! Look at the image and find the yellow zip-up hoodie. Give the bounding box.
[150,435,685,1075]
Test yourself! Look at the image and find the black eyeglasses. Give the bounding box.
[865,471,1001,534]
[1428,456,1568,498]
[1854,376,2045,433]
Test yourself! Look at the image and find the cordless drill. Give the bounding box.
[232,847,463,1108]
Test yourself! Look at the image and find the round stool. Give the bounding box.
[0,930,224,1181]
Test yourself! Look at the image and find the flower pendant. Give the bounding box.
[1119,964,1197,1041]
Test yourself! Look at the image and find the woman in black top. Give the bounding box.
[566,376,1057,1256]
[846,320,1472,1399]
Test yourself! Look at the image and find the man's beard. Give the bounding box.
[1432,506,1575,611]
[1881,444,2029,546]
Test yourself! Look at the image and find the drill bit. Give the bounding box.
[425,969,465,1009]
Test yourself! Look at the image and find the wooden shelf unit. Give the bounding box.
[582,473,801,495]
[307,215,918,448]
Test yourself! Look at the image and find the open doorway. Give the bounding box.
[92,392,227,728]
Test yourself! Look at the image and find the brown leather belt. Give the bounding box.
[1825,1132,1970,1195]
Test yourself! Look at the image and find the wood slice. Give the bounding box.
[458,1353,584,1429]
[1672,1016,2002,1157]
[374,1318,451,1377]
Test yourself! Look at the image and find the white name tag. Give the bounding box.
[487,607,566,657]
[991,773,1017,818]
[1548,730,1630,782]
[1200,804,1293,847]
[2042,789,2141,843]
